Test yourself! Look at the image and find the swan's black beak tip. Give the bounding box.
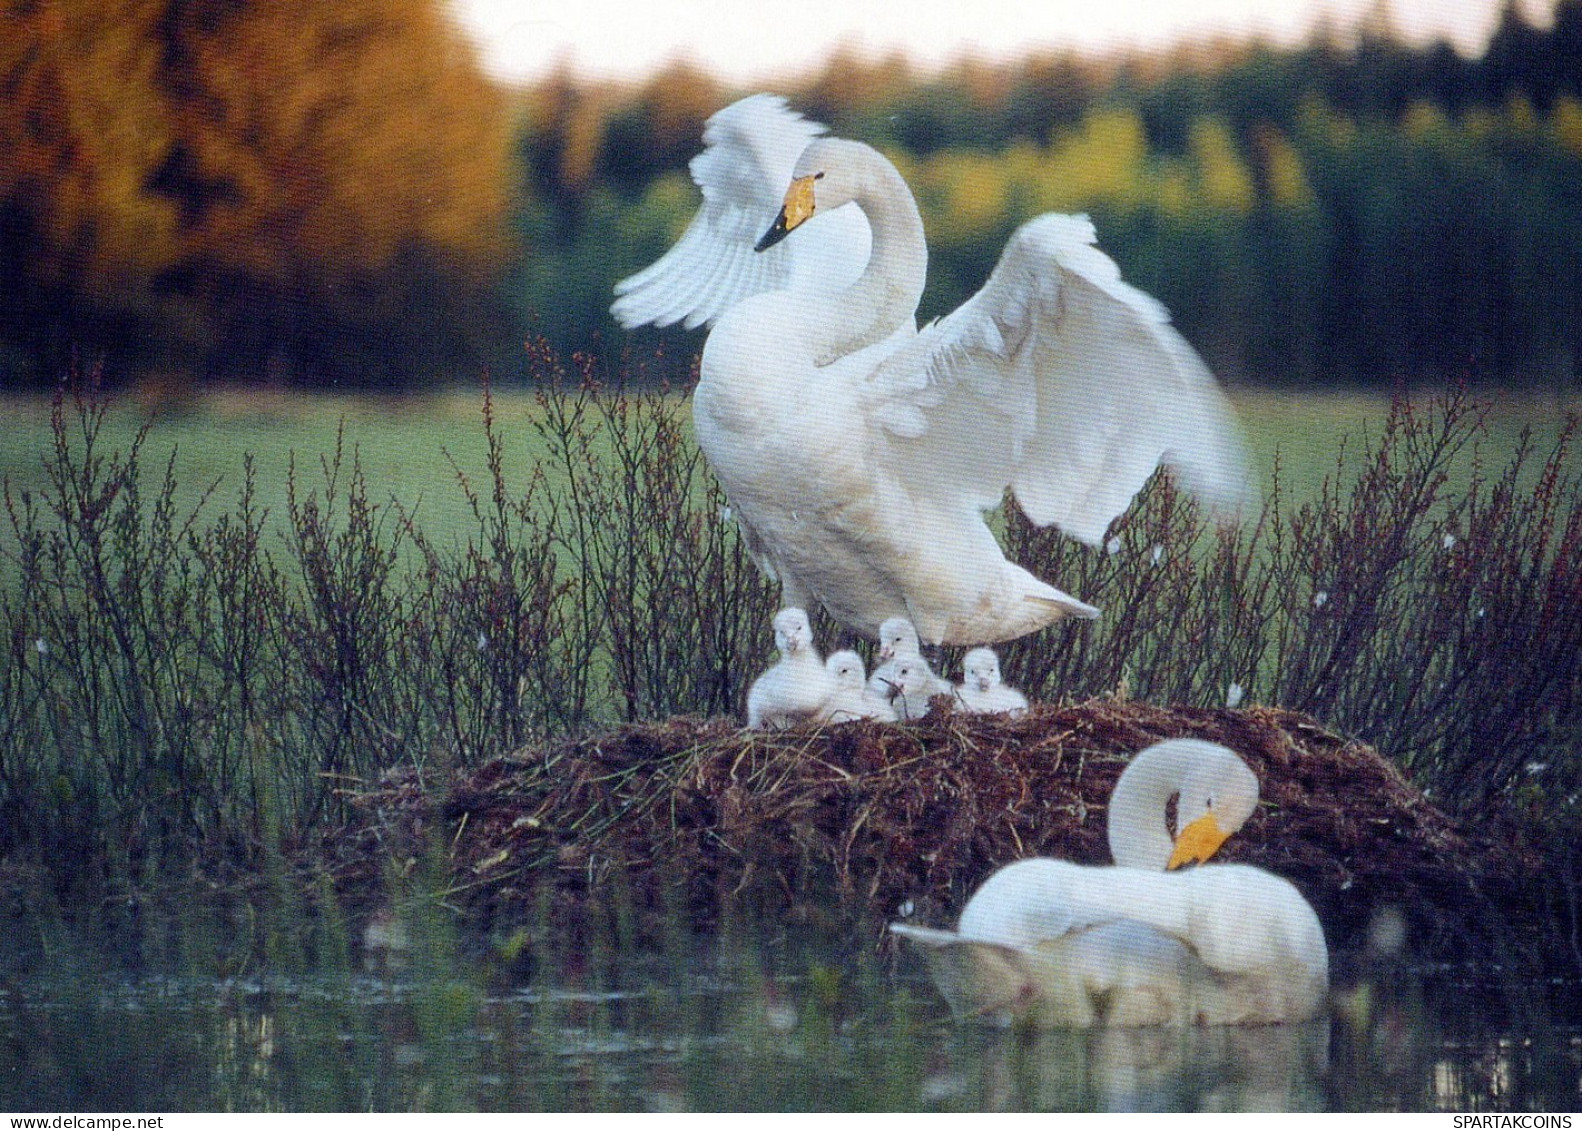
[754,210,791,253]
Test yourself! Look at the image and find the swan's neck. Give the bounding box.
[812,151,926,366]
[1107,746,1191,870]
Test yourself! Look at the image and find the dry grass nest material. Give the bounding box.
[346,699,1544,962]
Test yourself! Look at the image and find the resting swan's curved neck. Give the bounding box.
[812,147,927,365]
[1107,743,1197,870]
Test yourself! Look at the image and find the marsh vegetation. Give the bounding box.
[0,373,1578,1110]
[0,373,1576,903]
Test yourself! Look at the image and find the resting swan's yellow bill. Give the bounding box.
[890,738,1329,1026]
[612,95,1250,646]
[1167,811,1232,870]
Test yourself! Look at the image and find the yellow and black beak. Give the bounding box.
[1166,812,1232,870]
[755,172,822,252]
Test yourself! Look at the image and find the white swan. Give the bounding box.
[613,95,1248,645]
[745,607,835,729]
[890,739,1328,1026]
[955,647,1030,717]
[818,649,898,723]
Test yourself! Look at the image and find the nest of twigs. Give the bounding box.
[342,699,1545,964]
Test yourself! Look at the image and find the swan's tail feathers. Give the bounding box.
[948,563,1100,644]
[1027,590,1101,621]
[890,924,1036,1022]
[1011,560,1101,621]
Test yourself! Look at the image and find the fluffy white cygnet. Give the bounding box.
[868,615,922,698]
[883,655,953,722]
[746,608,836,729]
[955,647,1030,717]
[818,650,898,723]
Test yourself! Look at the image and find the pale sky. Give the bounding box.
[452,0,1555,86]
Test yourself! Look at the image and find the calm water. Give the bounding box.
[2,935,1578,1113]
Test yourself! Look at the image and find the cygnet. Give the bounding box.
[955,647,1030,717]
[883,655,953,722]
[818,650,898,723]
[746,607,836,729]
[868,615,922,698]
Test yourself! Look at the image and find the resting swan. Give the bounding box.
[613,95,1248,645]
[890,739,1328,1026]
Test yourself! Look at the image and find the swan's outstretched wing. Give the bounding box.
[611,94,871,331]
[865,213,1249,543]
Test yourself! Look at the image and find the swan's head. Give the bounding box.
[772,607,813,656]
[826,649,866,688]
[1108,738,1261,871]
[754,137,873,252]
[1165,740,1260,870]
[962,647,1002,693]
[876,616,920,662]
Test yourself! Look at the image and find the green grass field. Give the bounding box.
[2,385,1577,542]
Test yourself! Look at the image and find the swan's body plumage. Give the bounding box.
[614,96,1248,645]
[891,739,1328,1026]
[745,607,835,729]
[818,649,898,723]
[955,647,1030,717]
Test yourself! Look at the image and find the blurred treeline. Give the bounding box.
[0,0,517,388]
[3,0,1581,389]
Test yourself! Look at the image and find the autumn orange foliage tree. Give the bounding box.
[0,0,516,386]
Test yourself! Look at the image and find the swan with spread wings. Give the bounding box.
[613,95,1248,645]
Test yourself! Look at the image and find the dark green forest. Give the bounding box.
[3,0,1581,389]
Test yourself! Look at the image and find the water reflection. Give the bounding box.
[962,1023,1332,1111]
[0,954,1576,1112]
